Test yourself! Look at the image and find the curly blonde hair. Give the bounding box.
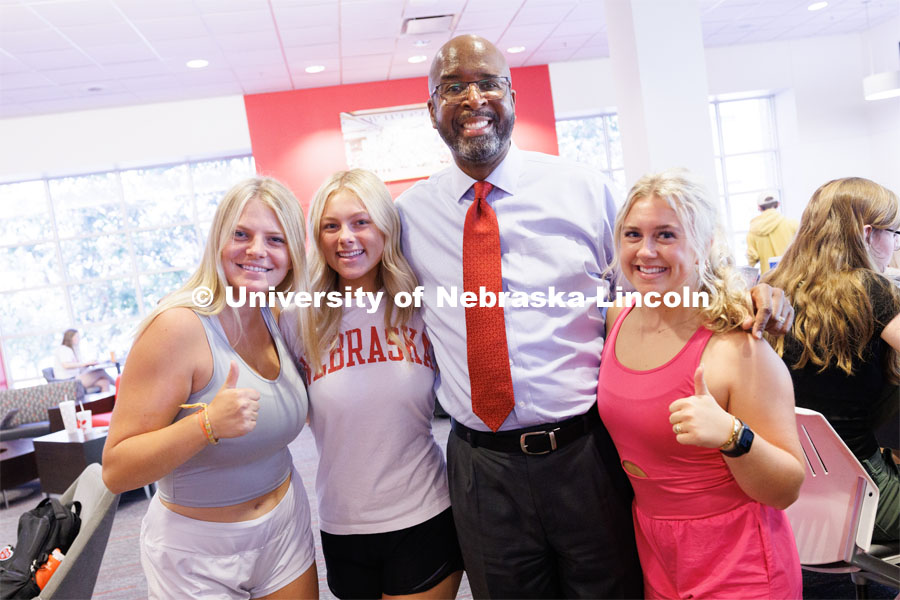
[306,169,419,362]
[764,177,900,382]
[612,168,751,332]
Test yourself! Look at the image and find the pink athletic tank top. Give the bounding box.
[597,305,752,519]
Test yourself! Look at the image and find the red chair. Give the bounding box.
[89,375,120,427]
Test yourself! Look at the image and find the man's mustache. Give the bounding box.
[457,110,497,125]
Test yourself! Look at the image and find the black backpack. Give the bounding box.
[0,498,81,599]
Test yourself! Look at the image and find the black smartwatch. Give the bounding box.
[720,423,755,457]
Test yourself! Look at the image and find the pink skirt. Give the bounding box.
[633,501,802,599]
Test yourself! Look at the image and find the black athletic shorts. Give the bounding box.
[320,507,464,599]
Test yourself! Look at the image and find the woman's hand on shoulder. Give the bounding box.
[744,283,794,339]
[668,364,735,448]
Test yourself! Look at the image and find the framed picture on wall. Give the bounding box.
[340,104,451,182]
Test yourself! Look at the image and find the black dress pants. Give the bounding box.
[446,419,643,599]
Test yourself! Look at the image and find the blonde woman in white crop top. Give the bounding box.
[281,170,463,599]
[102,177,322,600]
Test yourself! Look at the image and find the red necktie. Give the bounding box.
[463,181,515,432]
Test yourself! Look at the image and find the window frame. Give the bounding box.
[555,112,626,197]
[709,95,784,262]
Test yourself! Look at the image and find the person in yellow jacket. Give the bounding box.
[747,192,799,273]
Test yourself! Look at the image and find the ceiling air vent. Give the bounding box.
[402,15,455,35]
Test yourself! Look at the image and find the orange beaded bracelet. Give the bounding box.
[179,402,219,445]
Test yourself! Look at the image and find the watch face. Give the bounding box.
[721,425,755,457]
[736,426,755,453]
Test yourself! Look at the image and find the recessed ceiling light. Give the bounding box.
[507,46,526,54]
[185,59,208,69]
[305,65,325,73]
[412,39,431,47]
[408,55,428,64]
[807,2,828,11]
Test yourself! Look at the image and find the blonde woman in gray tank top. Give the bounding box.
[102,177,322,599]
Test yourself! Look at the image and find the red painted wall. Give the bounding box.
[244,65,558,212]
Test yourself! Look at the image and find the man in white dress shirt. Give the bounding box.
[396,34,791,599]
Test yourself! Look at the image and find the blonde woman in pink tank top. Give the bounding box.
[596,169,805,599]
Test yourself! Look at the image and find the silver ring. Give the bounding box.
[674,423,683,434]
[776,316,786,324]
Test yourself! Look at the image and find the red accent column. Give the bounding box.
[0,341,8,390]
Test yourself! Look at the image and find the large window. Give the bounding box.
[710,96,782,264]
[556,96,781,262]
[0,156,255,388]
[556,113,626,197]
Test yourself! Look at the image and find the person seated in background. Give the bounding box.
[746,191,799,274]
[766,177,900,543]
[53,329,115,392]
[597,169,805,598]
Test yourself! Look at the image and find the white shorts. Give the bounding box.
[140,469,315,599]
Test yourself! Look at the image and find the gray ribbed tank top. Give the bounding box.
[156,307,308,507]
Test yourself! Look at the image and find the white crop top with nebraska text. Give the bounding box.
[281,300,450,535]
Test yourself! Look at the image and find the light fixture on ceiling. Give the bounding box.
[408,55,428,64]
[402,14,455,35]
[186,59,209,69]
[862,2,900,101]
[412,39,431,47]
[807,2,828,11]
[864,71,900,100]
[305,65,325,74]
[507,46,526,54]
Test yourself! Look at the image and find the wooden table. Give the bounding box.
[0,438,38,508]
[33,427,108,495]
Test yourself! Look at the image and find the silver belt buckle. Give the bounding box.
[519,428,560,455]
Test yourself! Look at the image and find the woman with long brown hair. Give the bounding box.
[766,176,900,542]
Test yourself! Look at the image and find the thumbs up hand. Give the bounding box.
[667,364,733,448]
[206,361,261,439]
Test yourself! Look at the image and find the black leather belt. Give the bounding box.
[451,404,600,455]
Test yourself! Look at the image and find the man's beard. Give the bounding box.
[442,112,515,164]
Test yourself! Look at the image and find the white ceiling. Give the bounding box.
[1,0,897,119]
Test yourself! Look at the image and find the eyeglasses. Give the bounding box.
[887,228,900,250]
[431,77,511,104]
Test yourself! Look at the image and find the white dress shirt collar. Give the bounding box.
[448,142,522,202]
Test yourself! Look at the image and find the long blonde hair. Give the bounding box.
[306,169,419,360]
[765,177,900,381]
[135,176,321,368]
[613,168,751,332]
